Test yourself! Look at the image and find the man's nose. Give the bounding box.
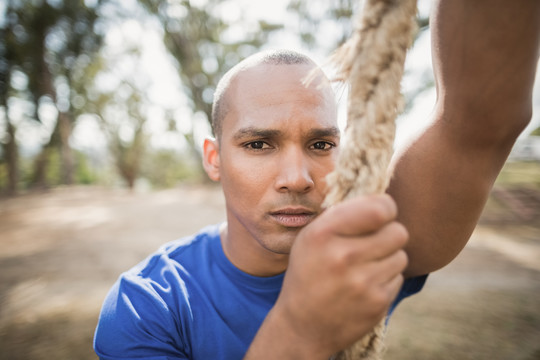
[274,147,314,194]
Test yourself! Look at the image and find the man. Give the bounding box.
[94,1,540,359]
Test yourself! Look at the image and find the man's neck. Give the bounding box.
[219,223,289,277]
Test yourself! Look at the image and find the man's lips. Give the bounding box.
[269,208,317,228]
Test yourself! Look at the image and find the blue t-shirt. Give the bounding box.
[94,224,427,360]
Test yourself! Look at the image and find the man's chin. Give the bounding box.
[260,232,297,255]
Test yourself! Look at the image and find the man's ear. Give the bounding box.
[203,137,220,182]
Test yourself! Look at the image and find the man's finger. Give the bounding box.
[319,194,397,236]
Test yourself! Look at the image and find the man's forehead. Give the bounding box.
[217,62,338,141]
[234,62,327,89]
[229,63,335,109]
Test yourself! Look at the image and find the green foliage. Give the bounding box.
[14,156,33,191]
[0,153,41,192]
[45,148,62,187]
[1,0,108,193]
[92,81,150,189]
[287,0,359,50]
[75,151,98,185]
[138,0,282,129]
[0,149,100,193]
[531,126,540,137]
[288,0,429,51]
[495,161,540,188]
[0,163,7,191]
[288,0,432,114]
[35,148,101,188]
[141,150,201,188]
[4,0,106,113]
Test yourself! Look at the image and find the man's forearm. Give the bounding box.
[244,306,332,360]
[392,0,540,278]
[431,0,540,140]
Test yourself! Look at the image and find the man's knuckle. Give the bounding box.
[391,222,409,243]
[350,273,370,295]
[370,203,389,224]
[302,222,328,245]
[327,246,353,273]
[379,222,408,250]
[369,290,390,315]
[396,250,409,270]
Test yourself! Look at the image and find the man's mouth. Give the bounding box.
[269,208,316,228]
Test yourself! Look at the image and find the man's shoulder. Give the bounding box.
[162,223,221,256]
[93,226,223,360]
[128,223,222,278]
[98,223,223,326]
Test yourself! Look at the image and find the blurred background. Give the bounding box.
[1,0,539,359]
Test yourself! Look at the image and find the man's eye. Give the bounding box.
[246,141,268,150]
[312,141,334,150]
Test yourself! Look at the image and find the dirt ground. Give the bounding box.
[0,185,539,360]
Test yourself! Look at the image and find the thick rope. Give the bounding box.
[323,0,418,359]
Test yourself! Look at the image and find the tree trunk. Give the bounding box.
[32,146,51,189]
[58,111,74,185]
[32,31,75,187]
[3,120,19,196]
[182,132,207,181]
[32,110,75,188]
[1,0,18,196]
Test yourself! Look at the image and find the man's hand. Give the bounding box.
[245,194,408,359]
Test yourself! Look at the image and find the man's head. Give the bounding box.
[203,49,339,275]
[211,49,318,142]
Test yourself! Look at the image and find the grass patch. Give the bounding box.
[495,161,540,188]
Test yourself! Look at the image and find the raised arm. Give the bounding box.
[390,0,540,278]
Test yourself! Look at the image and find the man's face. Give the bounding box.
[207,62,339,269]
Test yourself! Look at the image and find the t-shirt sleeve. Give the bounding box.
[388,274,428,316]
[94,273,190,360]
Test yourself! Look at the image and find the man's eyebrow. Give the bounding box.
[307,127,341,138]
[232,127,282,140]
[232,126,340,141]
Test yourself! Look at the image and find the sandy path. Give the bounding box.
[0,186,539,360]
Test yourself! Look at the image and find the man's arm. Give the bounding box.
[390,0,540,278]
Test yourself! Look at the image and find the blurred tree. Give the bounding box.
[287,0,358,52]
[0,0,107,193]
[138,0,282,167]
[0,2,19,195]
[91,78,149,190]
[80,24,160,190]
[531,126,540,137]
[287,0,431,112]
[141,149,200,188]
[287,0,429,52]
